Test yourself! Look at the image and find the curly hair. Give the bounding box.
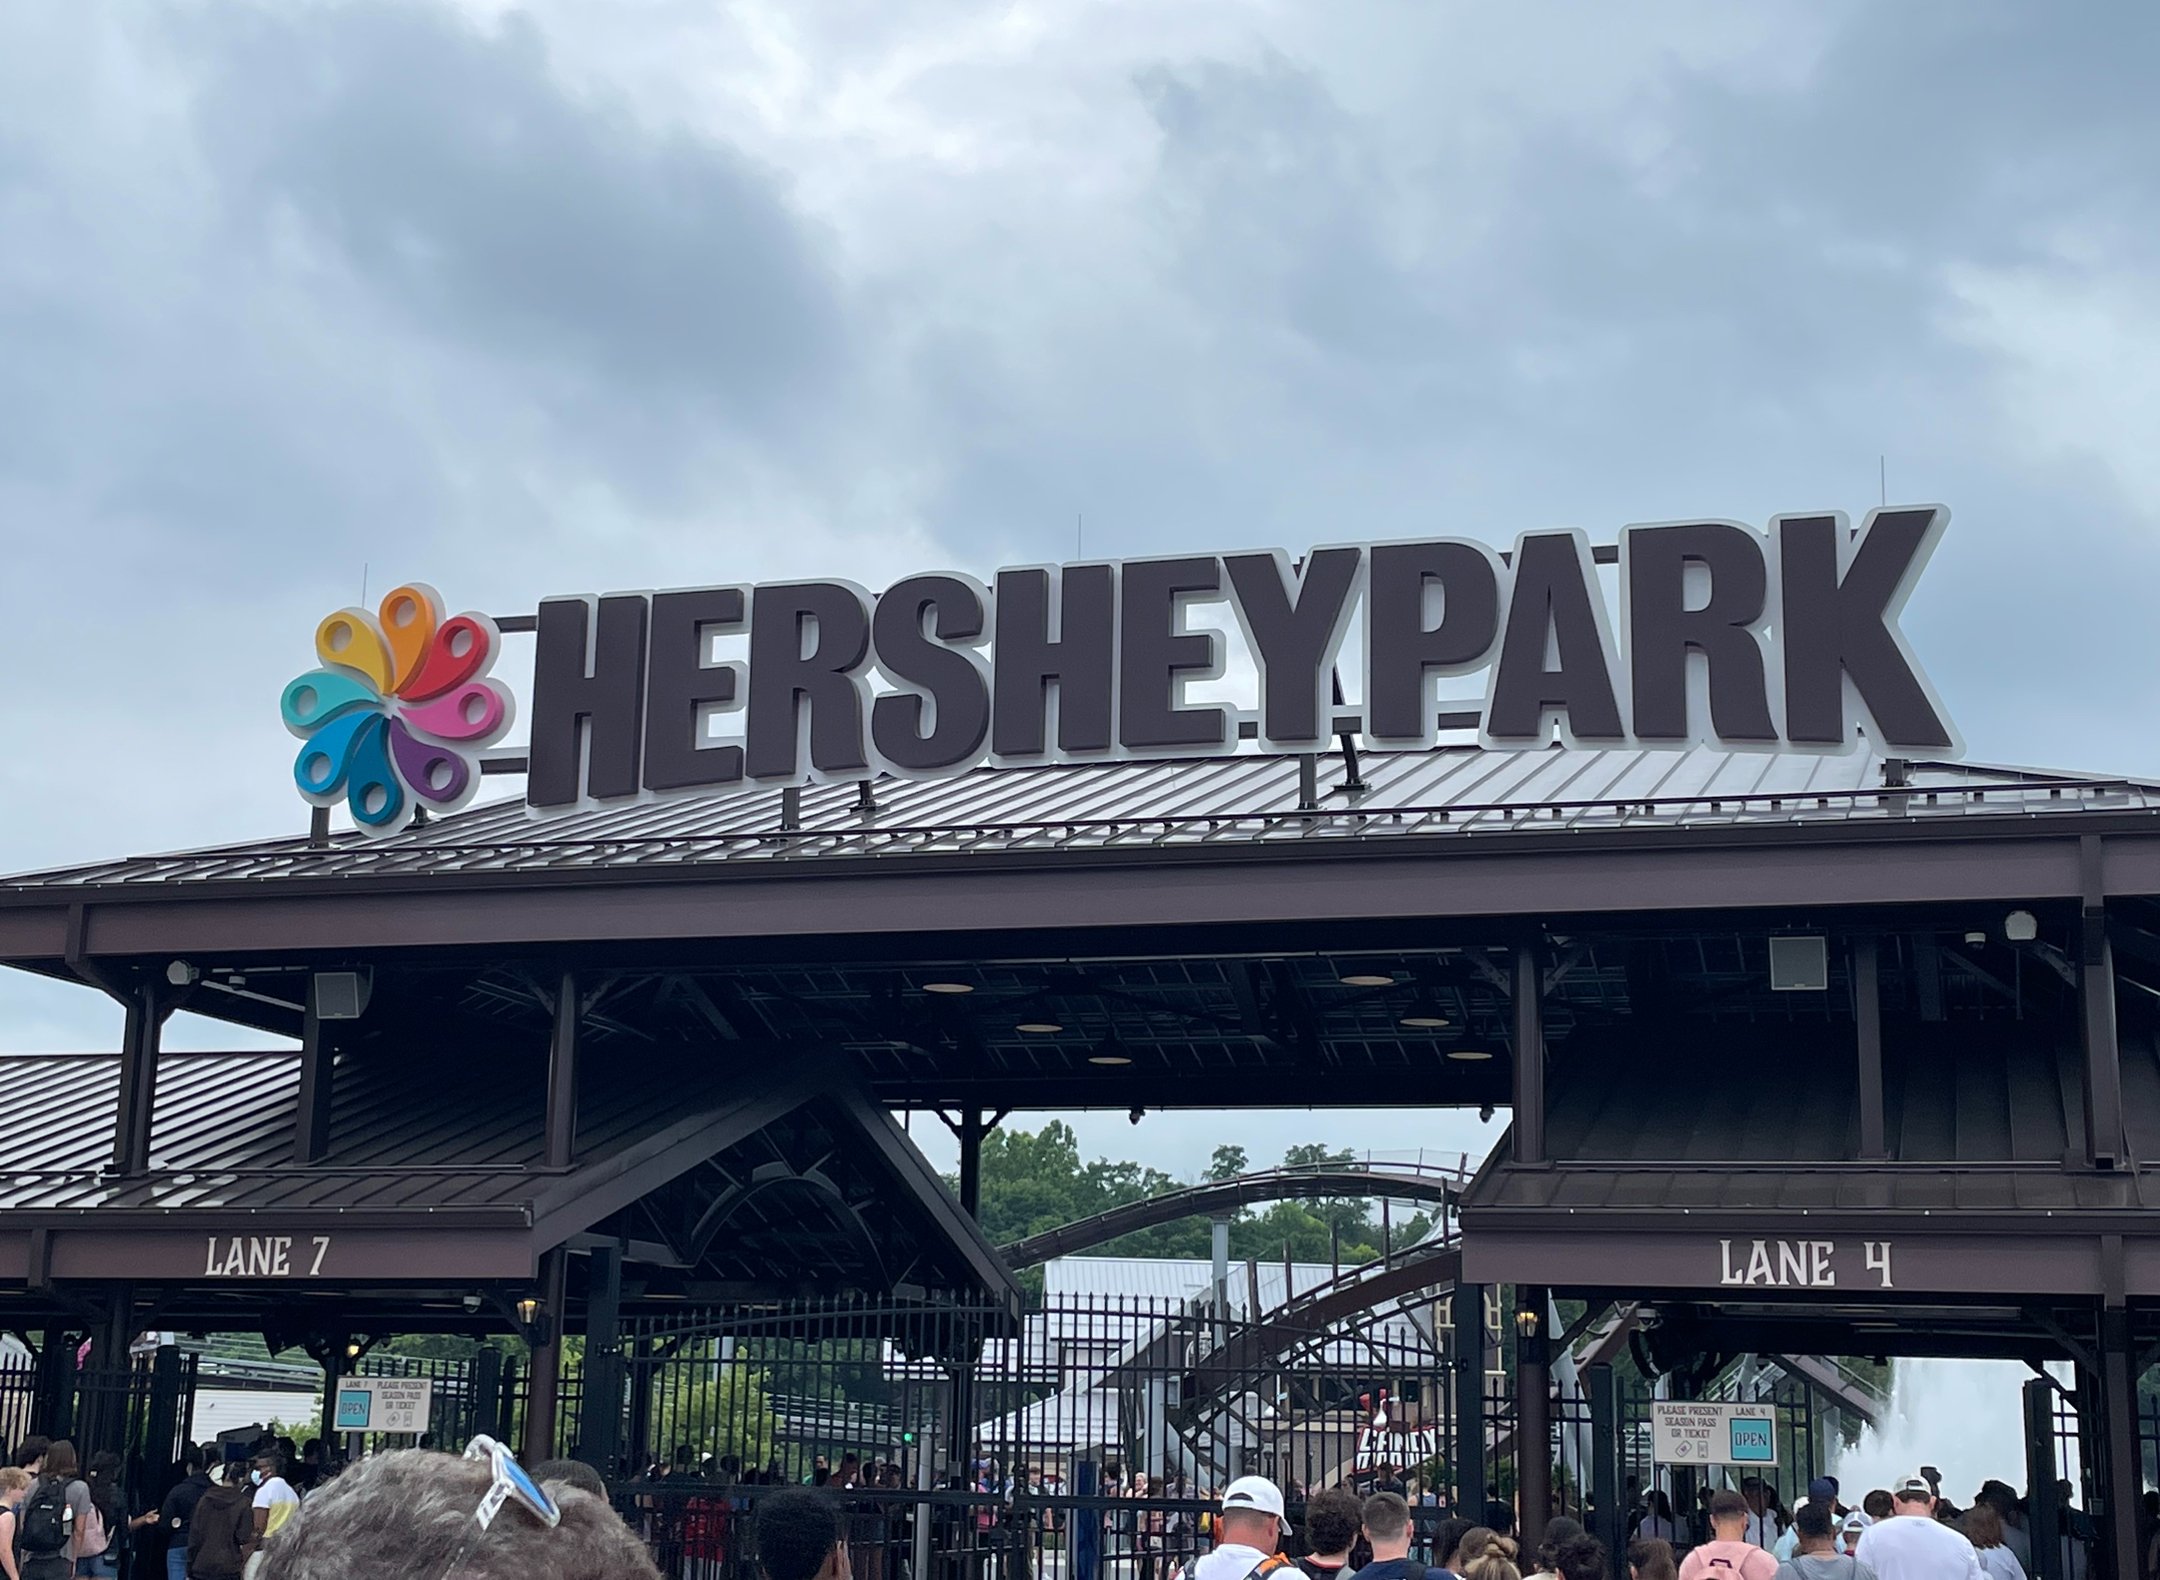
[253,1448,658,1580]
[1302,1487,1363,1557]
[1553,1534,1608,1580]
[755,1488,843,1580]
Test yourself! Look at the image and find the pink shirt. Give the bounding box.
[1679,1541,1782,1580]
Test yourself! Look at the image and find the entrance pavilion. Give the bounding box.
[0,740,2156,1576]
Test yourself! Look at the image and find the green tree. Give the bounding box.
[1206,1145,1249,1181]
[648,1361,780,1466]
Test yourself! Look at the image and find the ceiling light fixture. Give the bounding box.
[1016,1021,1064,1035]
[1338,964,1395,987]
[1088,1032,1132,1066]
[921,980,975,995]
[1400,1006,1452,1029]
[2004,910,2039,943]
[1446,1048,1493,1062]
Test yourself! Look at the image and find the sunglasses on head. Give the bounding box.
[439,1435,562,1578]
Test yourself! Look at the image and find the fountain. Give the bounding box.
[1833,1358,2078,1503]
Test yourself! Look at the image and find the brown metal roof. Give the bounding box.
[1463,1025,2160,1216]
[4,745,2153,894]
[0,1045,705,1214]
[0,1045,1019,1299]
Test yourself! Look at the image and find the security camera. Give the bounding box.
[166,960,199,986]
[461,1294,483,1314]
[1128,1106,1144,1125]
[1478,1103,1495,1123]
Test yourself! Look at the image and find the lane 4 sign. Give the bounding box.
[1651,1401,1778,1466]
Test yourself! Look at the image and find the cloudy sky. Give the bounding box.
[2,0,2155,1179]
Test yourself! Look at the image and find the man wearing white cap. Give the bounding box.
[1839,1510,1875,1558]
[1178,1477,1293,1580]
[1853,1476,1984,1580]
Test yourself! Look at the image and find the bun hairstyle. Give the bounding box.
[1461,1532,1523,1580]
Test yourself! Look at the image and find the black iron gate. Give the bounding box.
[593,1289,1463,1580]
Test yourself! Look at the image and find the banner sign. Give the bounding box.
[1651,1401,1778,1466]
[283,507,1959,835]
[333,1377,433,1434]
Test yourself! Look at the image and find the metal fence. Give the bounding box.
[586,1288,1479,1580]
[298,1292,1850,1580]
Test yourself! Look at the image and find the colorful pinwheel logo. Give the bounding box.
[280,584,515,836]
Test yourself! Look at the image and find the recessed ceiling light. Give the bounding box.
[1017,1021,1064,1034]
[1088,1053,1133,1066]
[1446,1048,1493,1062]
[1401,1012,1451,1029]
[921,981,974,994]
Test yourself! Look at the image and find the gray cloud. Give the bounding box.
[187,5,840,425]
[3,1,2160,1178]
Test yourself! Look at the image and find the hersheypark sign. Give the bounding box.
[282,507,1957,834]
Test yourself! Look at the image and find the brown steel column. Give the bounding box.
[957,1109,986,1219]
[1512,943,1545,1166]
[545,971,579,1170]
[2080,839,2122,1169]
[293,994,335,1164]
[521,1247,568,1463]
[1517,1288,1552,1555]
[1853,937,1886,1160]
[2099,1308,2139,1580]
[112,984,162,1175]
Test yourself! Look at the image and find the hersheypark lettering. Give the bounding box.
[525,507,1956,810]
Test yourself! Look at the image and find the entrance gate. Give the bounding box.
[582,1289,1464,1580]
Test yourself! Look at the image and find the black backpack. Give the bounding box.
[18,1476,70,1556]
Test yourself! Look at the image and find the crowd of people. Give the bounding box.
[0,1434,318,1580]
[1624,1470,2097,1580]
[0,1431,659,1580]
[0,1422,2117,1580]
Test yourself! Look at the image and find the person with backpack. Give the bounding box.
[1180,1478,1295,1580]
[1678,1493,1780,1580]
[17,1441,98,1580]
[183,1463,255,1580]
[77,1451,124,1577]
[1358,1492,1457,1580]
[1294,1487,1363,1580]
[1777,1503,1878,1580]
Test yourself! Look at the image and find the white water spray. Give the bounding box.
[1833,1359,2077,1504]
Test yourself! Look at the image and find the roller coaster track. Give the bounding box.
[996,1159,1473,1269]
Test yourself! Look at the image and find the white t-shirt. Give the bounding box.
[1854,1515,1986,1580]
[253,1475,300,1536]
[1974,1546,2027,1580]
[1639,1514,1682,1544]
[1746,1511,1780,1550]
[1189,1544,1277,1580]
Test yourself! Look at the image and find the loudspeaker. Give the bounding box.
[1767,935,1829,992]
[312,970,370,1020]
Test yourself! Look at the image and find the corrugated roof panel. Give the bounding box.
[3,745,2154,893]
[0,1046,749,1215]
